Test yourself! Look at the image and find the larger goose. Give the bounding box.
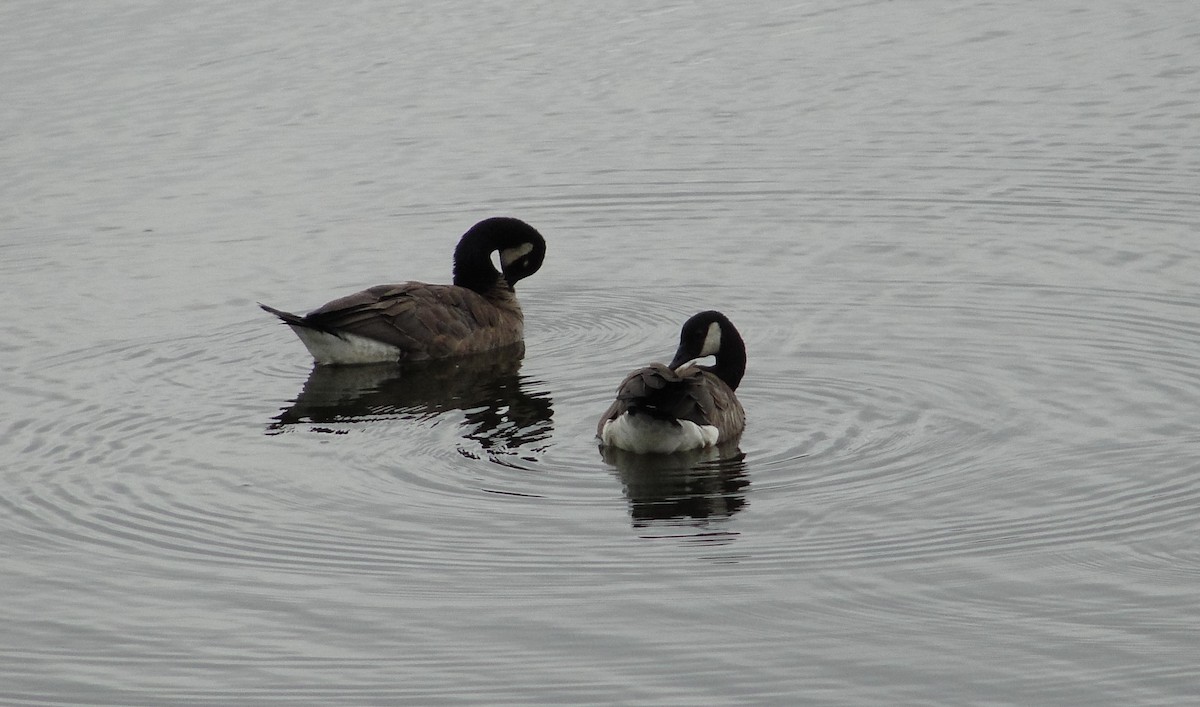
[260,217,546,365]
[597,310,746,454]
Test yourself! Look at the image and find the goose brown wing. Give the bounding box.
[688,368,746,439]
[671,366,745,437]
[302,282,519,359]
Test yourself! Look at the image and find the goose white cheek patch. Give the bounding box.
[700,321,722,356]
[500,242,535,270]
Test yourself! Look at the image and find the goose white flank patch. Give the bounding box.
[598,310,746,454]
[259,217,546,365]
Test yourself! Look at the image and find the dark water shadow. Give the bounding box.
[600,444,749,529]
[267,344,553,452]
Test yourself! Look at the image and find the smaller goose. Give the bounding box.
[598,310,746,454]
[260,217,546,365]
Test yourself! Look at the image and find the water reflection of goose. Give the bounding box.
[601,444,749,527]
[267,344,553,452]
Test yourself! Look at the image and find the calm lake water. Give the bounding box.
[4,1,1200,704]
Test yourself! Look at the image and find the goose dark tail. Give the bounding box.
[259,303,311,328]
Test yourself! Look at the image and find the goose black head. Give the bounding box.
[668,310,746,390]
[453,217,547,293]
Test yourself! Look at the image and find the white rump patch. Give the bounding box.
[699,321,722,356]
[600,413,720,454]
[291,326,402,365]
[499,242,535,270]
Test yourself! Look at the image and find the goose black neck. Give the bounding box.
[452,225,503,293]
[710,325,747,391]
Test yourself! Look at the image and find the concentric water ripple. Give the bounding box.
[719,279,1200,574]
[8,267,1199,588]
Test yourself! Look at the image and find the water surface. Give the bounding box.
[3,1,1199,704]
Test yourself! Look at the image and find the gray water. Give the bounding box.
[4,1,1200,704]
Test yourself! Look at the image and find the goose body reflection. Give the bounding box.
[269,343,552,454]
[602,444,749,527]
[260,217,547,365]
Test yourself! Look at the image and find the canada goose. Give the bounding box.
[597,310,746,454]
[259,217,546,365]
